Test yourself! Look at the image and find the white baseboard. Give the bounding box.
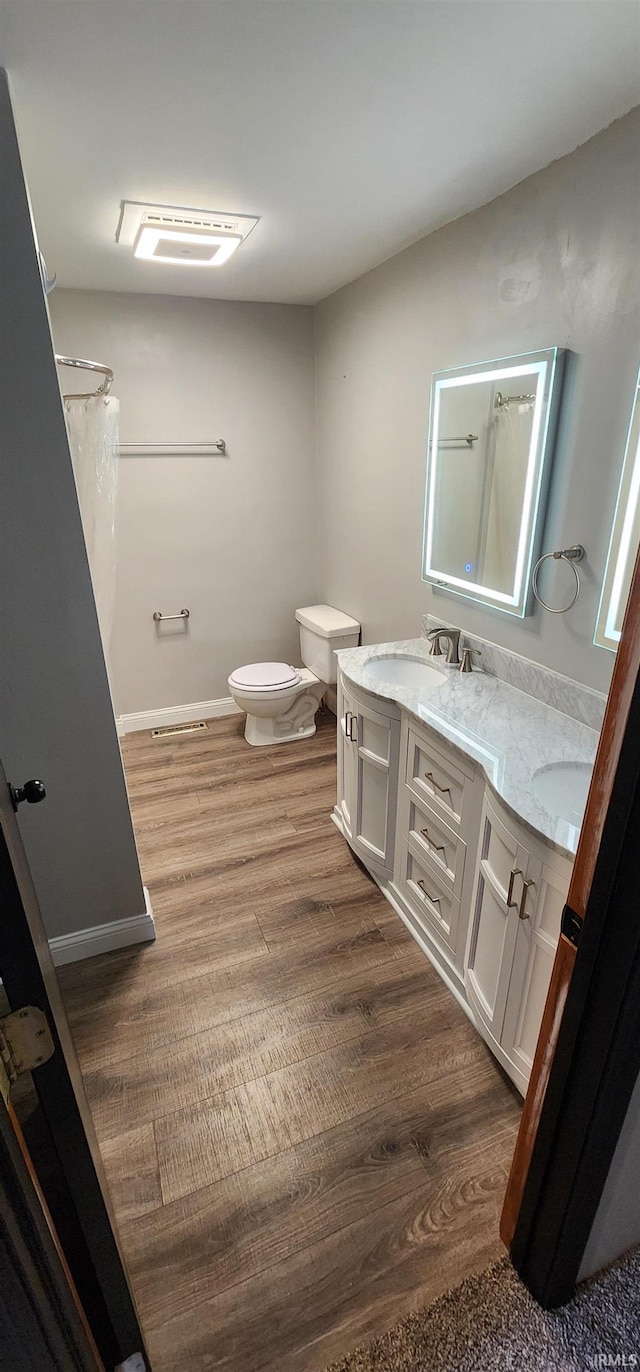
[116,696,241,736]
[50,887,156,966]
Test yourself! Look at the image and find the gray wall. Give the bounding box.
[314,109,640,694]
[49,290,318,717]
[0,72,145,939]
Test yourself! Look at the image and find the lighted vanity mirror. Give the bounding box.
[422,348,564,617]
[594,368,640,652]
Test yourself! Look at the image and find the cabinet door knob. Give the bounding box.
[506,867,522,909]
[519,878,534,921]
[417,878,441,907]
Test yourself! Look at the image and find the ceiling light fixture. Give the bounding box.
[116,202,259,268]
[134,222,241,267]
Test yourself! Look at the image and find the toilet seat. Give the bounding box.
[228,661,301,692]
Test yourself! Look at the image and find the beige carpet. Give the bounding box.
[324,1249,640,1371]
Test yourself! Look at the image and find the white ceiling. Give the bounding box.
[1,1,638,305]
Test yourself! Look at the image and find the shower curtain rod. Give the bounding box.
[56,354,114,398]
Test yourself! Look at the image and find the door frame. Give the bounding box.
[502,544,640,1304]
[0,1093,104,1371]
[0,769,150,1369]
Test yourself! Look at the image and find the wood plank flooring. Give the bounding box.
[58,709,521,1372]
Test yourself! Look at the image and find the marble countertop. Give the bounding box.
[336,638,599,859]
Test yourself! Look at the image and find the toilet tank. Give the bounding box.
[295,604,360,683]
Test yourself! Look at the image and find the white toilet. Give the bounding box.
[228,604,360,747]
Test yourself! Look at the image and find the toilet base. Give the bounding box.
[244,713,317,747]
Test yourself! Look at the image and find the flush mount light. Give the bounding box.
[134,222,241,266]
[116,202,259,268]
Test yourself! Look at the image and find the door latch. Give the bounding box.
[561,905,582,949]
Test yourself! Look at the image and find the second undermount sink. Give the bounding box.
[532,761,592,827]
[362,655,445,691]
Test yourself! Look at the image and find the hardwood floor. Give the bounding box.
[58,709,521,1372]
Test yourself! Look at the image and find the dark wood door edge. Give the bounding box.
[507,675,640,1302]
[530,912,640,1303]
[500,935,576,1247]
[501,541,640,1261]
[0,827,148,1368]
[0,1092,102,1370]
[7,1100,104,1370]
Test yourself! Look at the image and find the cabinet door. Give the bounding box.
[501,855,571,1093]
[337,676,357,841]
[351,696,400,876]
[465,794,531,1044]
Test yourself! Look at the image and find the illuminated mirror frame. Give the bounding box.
[594,368,640,652]
[422,347,564,618]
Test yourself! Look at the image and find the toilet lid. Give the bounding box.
[229,661,301,691]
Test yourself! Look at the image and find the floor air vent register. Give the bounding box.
[151,721,209,738]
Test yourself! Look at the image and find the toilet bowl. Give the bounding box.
[228,605,360,747]
[228,661,324,746]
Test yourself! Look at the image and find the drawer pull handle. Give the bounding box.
[344,711,357,743]
[519,878,534,921]
[417,878,441,907]
[420,827,446,857]
[506,867,522,909]
[424,771,453,805]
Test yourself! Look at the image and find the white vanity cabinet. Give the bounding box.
[335,668,574,1096]
[336,673,401,878]
[465,791,573,1094]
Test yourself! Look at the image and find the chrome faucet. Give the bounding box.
[427,626,461,666]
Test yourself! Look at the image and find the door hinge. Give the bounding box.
[561,905,582,949]
[0,1006,55,1106]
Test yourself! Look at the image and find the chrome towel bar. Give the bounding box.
[153,609,190,623]
[435,433,478,447]
[120,441,226,456]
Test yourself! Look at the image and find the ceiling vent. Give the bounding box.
[116,202,259,267]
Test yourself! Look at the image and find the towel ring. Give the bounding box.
[532,545,585,614]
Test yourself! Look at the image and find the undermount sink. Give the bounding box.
[532,761,592,827]
[362,655,445,691]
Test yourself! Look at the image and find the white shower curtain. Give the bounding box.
[482,402,533,594]
[64,394,119,663]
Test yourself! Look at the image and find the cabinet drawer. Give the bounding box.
[406,727,469,828]
[399,837,461,956]
[406,795,465,897]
